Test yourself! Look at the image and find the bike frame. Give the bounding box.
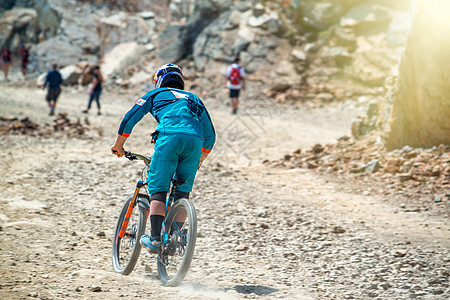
[118,151,182,249]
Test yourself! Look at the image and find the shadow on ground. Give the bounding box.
[233,285,279,296]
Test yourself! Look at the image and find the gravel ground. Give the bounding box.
[0,84,448,299]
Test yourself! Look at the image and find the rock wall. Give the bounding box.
[98,12,149,56]
[0,0,413,94]
[0,0,35,10]
[0,1,59,50]
[0,8,38,50]
[34,35,83,71]
[89,0,170,16]
[35,0,59,40]
[0,0,171,74]
[385,0,450,150]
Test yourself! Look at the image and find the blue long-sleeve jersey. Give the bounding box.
[118,88,216,152]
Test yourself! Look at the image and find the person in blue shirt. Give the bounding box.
[111,64,216,253]
[42,63,63,116]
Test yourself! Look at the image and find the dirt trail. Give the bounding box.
[0,85,448,300]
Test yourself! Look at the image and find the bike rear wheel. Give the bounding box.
[157,198,197,286]
[112,194,149,275]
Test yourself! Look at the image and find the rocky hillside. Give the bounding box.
[1,1,411,96]
[2,0,448,149]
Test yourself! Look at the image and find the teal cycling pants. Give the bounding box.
[147,133,202,194]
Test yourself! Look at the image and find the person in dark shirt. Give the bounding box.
[42,63,63,116]
[82,65,103,115]
[19,44,30,77]
[1,47,12,81]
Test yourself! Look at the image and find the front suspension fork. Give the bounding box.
[118,180,146,238]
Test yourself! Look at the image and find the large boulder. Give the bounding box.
[0,8,38,49]
[333,26,357,49]
[192,10,233,69]
[320,46,352,68]
[60,62,93,85]
[346,36,397,86]
[170,0,195,21]
[237,10,256,43]
[340,2,392,35]
[35,0,60,40]
[190,3,289,81]
[185,0,231,49]
[128,70,153,85]
[157,0,233,65]
[300,1,346,31]
[386,0,450,149]
[32,0,105,72]
[101,0,170,17]
[59,64,80,85]
[248,11,282,34]
[348,55,386,86]
[34,35,82,72]
[157,24,186,63]
[191,0,231,19]
[386,11,412,48]
[101,42,145,79]
[98,12,149,56]
[33,0,102,62]
[58,7,101,55]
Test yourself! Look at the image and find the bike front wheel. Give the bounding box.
[157,198,197,286]
[112,194,149,275]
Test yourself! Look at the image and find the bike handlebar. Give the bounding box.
[125,151,151,164]
[113,150,151,165]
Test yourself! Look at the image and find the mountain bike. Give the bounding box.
[112,151,198,286]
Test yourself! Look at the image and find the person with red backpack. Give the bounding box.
[226,57,246,114]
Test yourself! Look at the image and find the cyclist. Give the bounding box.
[111,63,216,253]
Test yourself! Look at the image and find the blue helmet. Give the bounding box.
[153,63,184,89]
